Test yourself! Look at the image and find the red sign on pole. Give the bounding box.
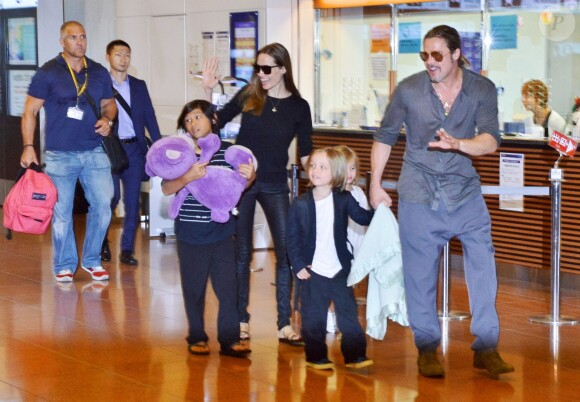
[549,131,577,157]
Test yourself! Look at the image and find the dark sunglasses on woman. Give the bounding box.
[253,64,282,75]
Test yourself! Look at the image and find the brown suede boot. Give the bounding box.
[417,349,445,378]
[473,348,515,375]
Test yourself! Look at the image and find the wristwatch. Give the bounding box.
[107,119,114,127]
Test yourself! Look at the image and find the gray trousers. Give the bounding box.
[398,194,500,351]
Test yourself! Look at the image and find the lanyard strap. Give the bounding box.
[62,53,88,97]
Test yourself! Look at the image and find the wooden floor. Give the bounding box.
[1,215,580,401]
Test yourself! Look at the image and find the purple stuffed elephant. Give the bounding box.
[145,133,256,223]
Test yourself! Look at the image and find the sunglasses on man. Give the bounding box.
[419,51,450,62]
[253,64,282,75]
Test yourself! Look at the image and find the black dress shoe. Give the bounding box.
[101,240,111,262]
[120,251,138,266]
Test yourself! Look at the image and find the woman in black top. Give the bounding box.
[202,43,313,345]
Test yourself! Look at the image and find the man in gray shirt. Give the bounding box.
[370,25,514,378]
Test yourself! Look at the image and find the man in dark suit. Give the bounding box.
[103,39,162,265]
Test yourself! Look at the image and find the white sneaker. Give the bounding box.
[81,265,109,281]
[55,269,74,282]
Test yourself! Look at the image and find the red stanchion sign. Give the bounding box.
[549,131,577,157]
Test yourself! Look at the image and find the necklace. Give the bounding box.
[435,90,453,116]
[270,96,282,112]
[434,72,462,116]
[269,85,283,112]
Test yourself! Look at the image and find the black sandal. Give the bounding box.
[188,341,210,355]
[220,342,251,358]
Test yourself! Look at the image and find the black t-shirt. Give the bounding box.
[217,88,313,183]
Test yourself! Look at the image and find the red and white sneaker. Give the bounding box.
[55,269,74,282]
[81,265,109,281]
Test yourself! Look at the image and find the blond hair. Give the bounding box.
[334,145,360,187]
[306,147,347,191]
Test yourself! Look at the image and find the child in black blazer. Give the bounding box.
[286,147,374,372]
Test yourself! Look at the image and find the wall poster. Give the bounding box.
[460,31,482,73]
[216,31,231,80]
[9,70,35,117]
[399,22,422,54]
[491,15,518,50]
[8,17,36,65]
[229,12,258,83]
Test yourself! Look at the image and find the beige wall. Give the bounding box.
[115,0,310,142]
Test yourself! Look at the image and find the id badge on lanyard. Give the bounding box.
[67,99,84,120]
[63,54,88,121]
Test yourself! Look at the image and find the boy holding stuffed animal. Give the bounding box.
[161,100,256,357]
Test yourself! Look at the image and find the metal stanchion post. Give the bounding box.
[438,242,470,321]
[289,164,301,313]
[529,158,578,325]
[290,164,299,202]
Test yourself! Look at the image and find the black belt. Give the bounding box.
[120,137,137,144]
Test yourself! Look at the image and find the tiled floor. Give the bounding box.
[1,215,580,401]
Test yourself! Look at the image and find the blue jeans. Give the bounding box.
[235,181,293,329]
[398,195,499,352]
[45,146,113,274]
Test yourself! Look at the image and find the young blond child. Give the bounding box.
[335,145,369,256]
[326,145,370,333]
[286,147,374,371]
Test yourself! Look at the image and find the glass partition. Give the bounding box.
[314,1,580,132]
[486,4,580,130]
[316,6,393,128]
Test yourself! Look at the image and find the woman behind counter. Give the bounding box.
[201,43,313,345]
[521,79,567,138]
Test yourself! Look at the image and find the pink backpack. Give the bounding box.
[3,164,57,239]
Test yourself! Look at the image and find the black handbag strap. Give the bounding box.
[84,91,101,120]
[112,88,132,118]
[85,92,123,141]
[112,87,153,147]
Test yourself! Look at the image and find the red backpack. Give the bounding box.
[3,164,58,239]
